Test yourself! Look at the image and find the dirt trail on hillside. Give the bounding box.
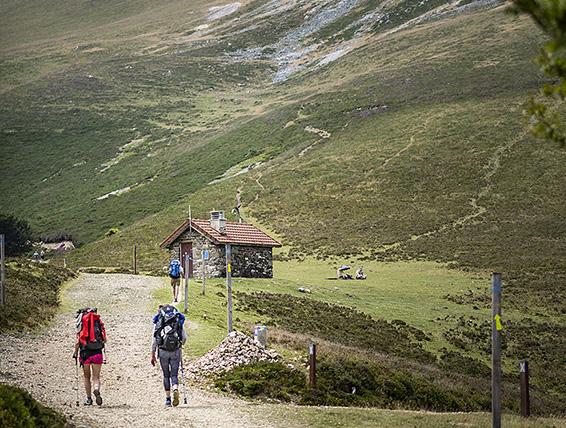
[0,274,272,428]
[369,124,525,255]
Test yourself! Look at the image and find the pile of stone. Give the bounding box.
[188,331,280,379]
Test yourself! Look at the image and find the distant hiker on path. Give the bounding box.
[168,259,183,303]
[232,188,243,223]
[73,308,106,406]
[355,266,367,280]
[151,305,187,407]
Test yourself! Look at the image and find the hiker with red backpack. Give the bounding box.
[73,308,106,406]
[151,304,187,406]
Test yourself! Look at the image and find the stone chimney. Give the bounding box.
[210,210,227,234]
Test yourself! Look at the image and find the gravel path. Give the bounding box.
[0,274,273,428]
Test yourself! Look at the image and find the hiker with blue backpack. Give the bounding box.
[168,259,183,303]
[151,304,187,407]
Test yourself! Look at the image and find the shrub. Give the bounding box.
[78,267,105,274]
[309,355,486,411]
[231,291,565,414]
[214,356,490,412]
[0,214,34,257]
[104,228,120,237]
[0,384,66,427]
[438,349,491,378]
[215,362,306,401]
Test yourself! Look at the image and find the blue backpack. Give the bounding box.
[169,260,181,278]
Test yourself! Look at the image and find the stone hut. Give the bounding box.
[160,211,282,278]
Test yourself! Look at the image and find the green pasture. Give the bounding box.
[153,259,493,358]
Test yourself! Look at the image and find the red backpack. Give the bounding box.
[76,308,106,350]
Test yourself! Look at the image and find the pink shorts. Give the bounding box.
[80,353,103,365]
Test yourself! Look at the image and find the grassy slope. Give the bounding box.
[68,6,564,273]
[0,0,272,243]
[0,261,77,332]
[4,1,564,284]
[251,9,560,258]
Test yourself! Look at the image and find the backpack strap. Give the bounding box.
[97,316,106,342]
[89,313,95,343]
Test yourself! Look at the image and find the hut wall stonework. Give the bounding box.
[232,246,273,278]
[169,230,225,277]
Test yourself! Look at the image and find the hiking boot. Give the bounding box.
[93,389,102,406]
[172,389,179,407]
[165,397,172,407]
[84,396,93,406]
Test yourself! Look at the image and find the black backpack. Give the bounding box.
[154,305,182,352]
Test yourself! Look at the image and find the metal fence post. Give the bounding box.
[184,253,190,313]
[226,244,233,333]
[133,244,137,275]
[492,272,502,428]
[201,248,207,296]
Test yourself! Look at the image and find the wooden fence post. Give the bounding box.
[492,272,502,428]
[520,360,530,417]
[0,234,5,306]
[309,342,317,397]
[133,244,137,275]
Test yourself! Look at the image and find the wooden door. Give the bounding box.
[180,242,193,278]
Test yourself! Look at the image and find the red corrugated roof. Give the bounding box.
[160,219,282,249]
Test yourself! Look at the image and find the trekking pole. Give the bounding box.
[74,357,80,407]
[180,354,188,405]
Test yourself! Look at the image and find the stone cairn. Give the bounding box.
[187,331,280,381]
